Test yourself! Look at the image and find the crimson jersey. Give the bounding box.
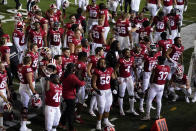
[56,64,63,77]
[0,46,10,63]
[94,67,113,90]
[158,39,173,55]
[167,15,180,30]
[176,0,184,5]
[137,26,153,40]
[144,55,157,72]
[29,29,46,48]
[0,70,7,90]
[48,15,59,27]
[12,29,25,46]
[66,30,74,44]
[72,37,81,47]
[18,65,34,84]
[49,28,64,46]
[82,46,90,57]
[153,16,169,32]
[62,55,74,70]
[163,0,173,6]
[99,9,109,27]
[169,44,184,62]
[148,0,158,4]
[27,51,39,71]
[87,5,99,19]
[130,50,145,67]
[118,57,134,78]
[140,42,148,53]
[39,17,48,26]
[91,25,105,44]
[76,61,87,78]
[152,65,170,85]
[116,19,131,37]
[88,55,102,71]
[76,16,86,24]
[45,81,62,107]
[172,74,187,85]
[134,17,149,29]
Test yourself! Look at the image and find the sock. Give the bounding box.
[76,115,80,118]
[118,98,123,112]
[97,120,101,124]
[140,98,144,109]
[104,118,109,123]
[0,117,3,127]
[21,121,26,127]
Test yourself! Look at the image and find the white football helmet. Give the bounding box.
[32,94,42,108]
[104,126,115,131]
[3,102,12,113]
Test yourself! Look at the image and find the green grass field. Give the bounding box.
[0,0,196,130]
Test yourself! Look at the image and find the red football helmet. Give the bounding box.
[175,64,184,79]
[14,12,22,21]
[32,94,42,108]
[62,0,70,9]
[3,102,12,113]
[16,21,24,30]
[104,126,115,131]
[50,3,57,9]
[2,34,10,42]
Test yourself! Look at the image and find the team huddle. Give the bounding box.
[0,0,193,130]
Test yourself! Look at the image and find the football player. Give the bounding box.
[61,47,74,70]
[45,74,62,131]
[99,3,112,41]
[114,13,132,50]
[92,58,116,130]
[107,0,118,23]
[54,55,63,78]
[146,0,162,18]
[89,19,106,55]
[48,22,64,57]
[174,0,188,25]
[78,0,89,11]
[158,32,173,55]
[115,48,139,116]
[13,21,26,64]
[167,8,181,43]
[168,64,191,103]
[162,0,173,16]
[0,62,11,130]
[69,29,82,54]
[28,22,47,49]
[166,37,184,80]
[18,56,37,131]
[151,11,171,43]
[86,0,99,31]
[142,56,170,120]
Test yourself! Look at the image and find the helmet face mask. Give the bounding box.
[175,64,184,79]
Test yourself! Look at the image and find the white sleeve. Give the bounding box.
[13,37,22,52]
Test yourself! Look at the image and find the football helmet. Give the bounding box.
[14,12,23,21]
[53,22,60,30]
[62,0,70,9]
[50,3,57,9]
[175,64,184,79]
[3,102,12,113]
[16,21,24,31]
[32,94,42,108]
[47,58,56,67]
[39,47,51,57]
[2,34,10,42]
[32,5,40,12]
[104,126,115,131]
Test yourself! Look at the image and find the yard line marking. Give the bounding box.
[170,107,177,111]
[138,124,147,130]
[110,117,118,122]
[189,2,196,5]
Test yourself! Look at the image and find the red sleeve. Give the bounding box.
[72,74,85,87]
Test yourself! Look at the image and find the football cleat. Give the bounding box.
[89,110,96,117]
[96,122,101,130]
[139,107,145,113]
[104,126,115,131]
[75,117,84,124]
[32,94,42,108]
[141,116,150,121]
[192,97,196,103]
[185,97,190,103]
[103,120,115,127]
[172,94,179,102]
[120,110,125,116]
[20,126,32,131]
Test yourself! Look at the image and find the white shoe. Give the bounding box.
[126,109,131,113]
[139,107,144,113]
[96,122,101,130]
[26,121,31,125]
[120,110,125,116]
[131,110,139,116]
[111,19,116,23]
[185,97,190,103]
[89,110,96,117]
[103,120,115,127]
[192,97,196,103]
[20,126,32,131]
[83,103,88,108]
[172,95,179,102]
[141,116,150,121]
[155,115,160,120]
[151,105,156,110]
